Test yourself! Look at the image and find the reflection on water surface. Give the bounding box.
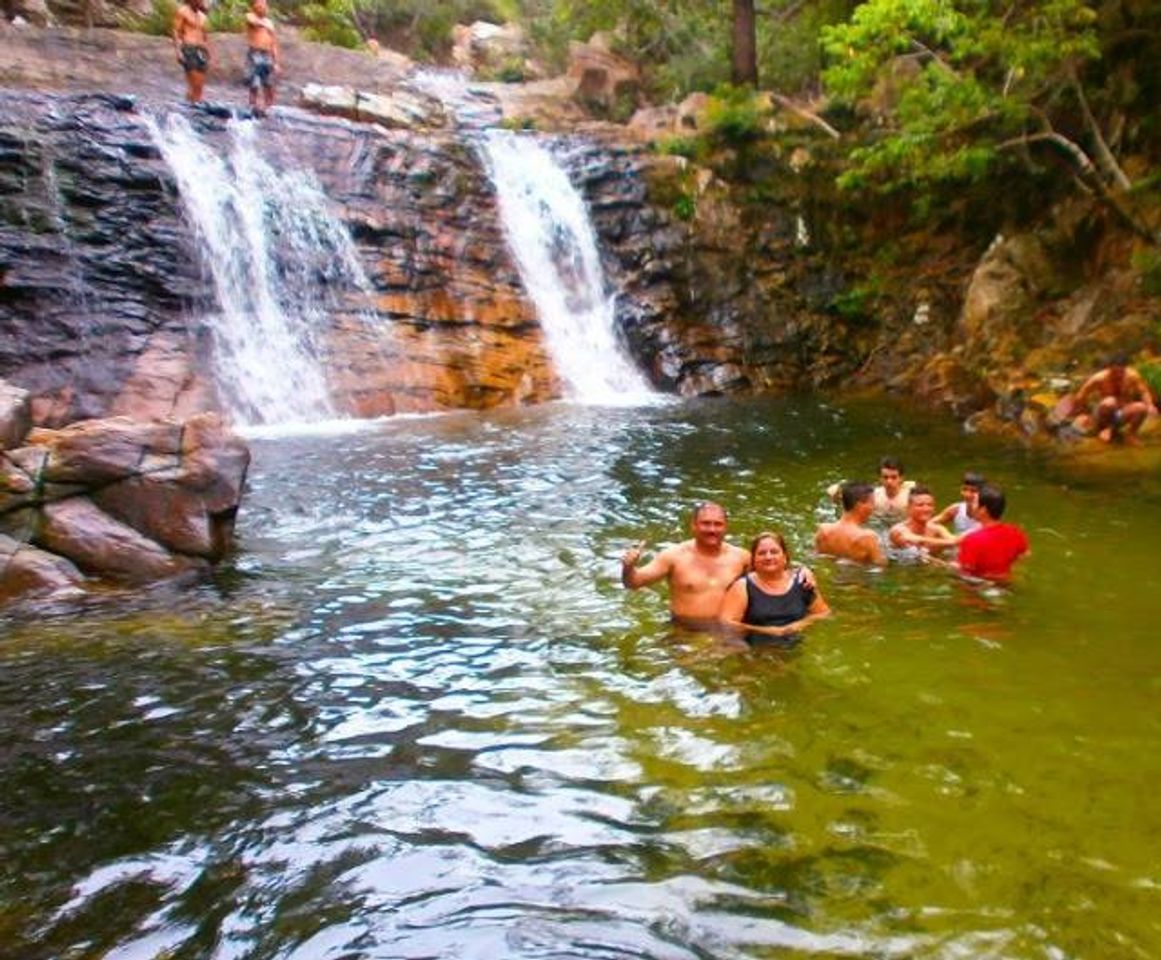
[2,396,1159,959]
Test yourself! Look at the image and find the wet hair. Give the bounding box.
[692,501,727,522]
[976,483,1006,519]
[908,483,934,501]
[962,471,986,489]
[1107,351,1130,369]
[841,481,874,512]
[750,531,789,565]
[878,456,904,474]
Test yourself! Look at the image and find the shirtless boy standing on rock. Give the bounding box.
[621,502,750,626]
[172,0,211,104]
[245,0,281,117]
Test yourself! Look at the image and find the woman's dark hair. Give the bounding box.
[962,471,986,489]
[749,531,789,565]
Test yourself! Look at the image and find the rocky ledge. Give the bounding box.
[0,379,248,606]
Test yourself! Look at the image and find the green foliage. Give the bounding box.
[499,115,536,130]
[300,0,361,48]
[1132,247,1161,297]
[1139,359,1161,400]
[829,274,884,321]
[208,0,248,32]
[118,0,177,36]
[673,191,696,221]
[703,84,767,146]
[350,0,507,60]
[654,136,707,162]
[821,0,1102,194]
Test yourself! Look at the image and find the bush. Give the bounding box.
[118,0,177,37]
[703,84,767,147]
[300,0,362,48]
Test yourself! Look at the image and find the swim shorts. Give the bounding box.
[247,49,276,91]
[180,44,209,74]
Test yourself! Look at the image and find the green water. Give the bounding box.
[0,395,1158,959]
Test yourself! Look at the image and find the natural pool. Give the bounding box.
[2,395,1159,959]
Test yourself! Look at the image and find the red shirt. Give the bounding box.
[958,523,1029,580]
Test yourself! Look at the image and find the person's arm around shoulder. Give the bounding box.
[621,541,674,590]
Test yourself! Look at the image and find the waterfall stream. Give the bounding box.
[479,130,654,404]
[148,114,372,427]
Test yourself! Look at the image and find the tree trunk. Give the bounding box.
[732,0,758,87]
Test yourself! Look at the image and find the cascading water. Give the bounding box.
[479,130,654,404]
[148,113,373,426]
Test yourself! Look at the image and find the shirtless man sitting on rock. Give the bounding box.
[815,481,886,566]
[1068,354,1157,445]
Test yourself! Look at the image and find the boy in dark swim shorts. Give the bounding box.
[244,0,281,117]
[172,0,211,103]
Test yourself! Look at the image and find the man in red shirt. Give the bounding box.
[956,484,1029,582]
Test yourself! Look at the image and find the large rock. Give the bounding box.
[299,83,448,131]
[36,497,204,582]
[450,21,532,79]
[0,399,248,602]
[0,533,85,603]
[0,381,32,450]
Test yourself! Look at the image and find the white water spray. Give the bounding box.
[148,114,372,426]
[479,130,653,404]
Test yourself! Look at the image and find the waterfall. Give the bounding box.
[147,114,371,426]
[479,130,654,404]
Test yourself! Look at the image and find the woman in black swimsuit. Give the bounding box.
[719,532,830,647]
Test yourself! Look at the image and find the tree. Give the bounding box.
[732,0,758,86]
[821,0,1151,238]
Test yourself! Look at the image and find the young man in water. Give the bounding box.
[826,455,916,523]
[621,501,751,626]
[889,484,956,558]
[955,484,1029,582]
[172,0,211,104]
[1069,354,1157,445]
[815,482,887,566]
[244,0,281,117]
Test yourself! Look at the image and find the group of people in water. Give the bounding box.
[172,0,281,115]
[621,458,1029,650]
[621,354,1157,651]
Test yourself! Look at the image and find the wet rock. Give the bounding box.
[36,497,204,582]
[0,533,85,603]
[0,397,248,602]
[299,83,448,131]
[0,381,32,449]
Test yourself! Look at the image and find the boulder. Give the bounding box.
[91,412,250,560]
[35,497,205,583]
[451,21,530,79]
[0,533,85,603]
[0,381,32,450]
[567,34,640,119]
[29,417,183,485]
[299,83,448,131]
